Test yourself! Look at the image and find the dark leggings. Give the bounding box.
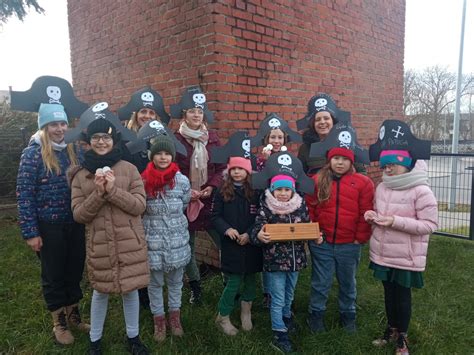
[382,280,412,333]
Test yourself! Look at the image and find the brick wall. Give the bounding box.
[68,0,405,266]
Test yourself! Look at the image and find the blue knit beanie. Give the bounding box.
[38,103,68,129]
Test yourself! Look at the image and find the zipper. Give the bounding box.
[332,179,340,243]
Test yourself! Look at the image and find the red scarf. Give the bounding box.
[141,162,180,197]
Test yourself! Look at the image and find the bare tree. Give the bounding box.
[0,0,44,24]
[405,66,474,140]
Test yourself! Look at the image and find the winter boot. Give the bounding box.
[372,325,399,347]
[126,335,150,355]
[271,330,293,353]
[395,333,409,355]
[340,312,357,333]
[51,307,74,345]
[153,314,167,342]
[307,311,326,333]
[240,301,253,331]
[283,315,297,334]
[89,339,102,355]
[189,280,202,305]
[215,313,239,336]
[169,309,184,337]
[66,303,90,333]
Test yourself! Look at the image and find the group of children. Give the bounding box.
[15,79,438,355]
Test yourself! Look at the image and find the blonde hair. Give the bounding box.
[39,128,78,175]
[126,112,140,132]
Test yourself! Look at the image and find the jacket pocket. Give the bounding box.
[129,220,144,247]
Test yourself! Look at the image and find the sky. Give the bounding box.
[0,0,473,90]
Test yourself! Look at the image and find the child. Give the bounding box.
[70,108,150,355]
[211,156,262,336]
[141,134,191,342]
[250,174,310,353]
[366,120,438,355]
[306,122,374,334]
[249,113,302,308]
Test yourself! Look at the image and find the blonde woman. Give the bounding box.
[16,103,88,345]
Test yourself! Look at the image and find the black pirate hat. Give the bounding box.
[369,120,431,162]
[296,93,351,131]
[10,75,89,118]
[210,131,252,163]
[249,113,302,147]
[65,102,136,143]
[170,86,214,123]
[252,151,314,194]
[125,120,187,157]
[309,121,370,165]
[117,87,170,125]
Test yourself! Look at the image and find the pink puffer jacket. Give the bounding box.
[369,183,438,272]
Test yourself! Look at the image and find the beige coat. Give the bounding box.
[71,160,149,294]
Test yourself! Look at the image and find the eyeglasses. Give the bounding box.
[90,134,113,143]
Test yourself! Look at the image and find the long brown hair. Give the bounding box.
[263,128,288,146]
[39,128,78,175]
[221,172,253,202]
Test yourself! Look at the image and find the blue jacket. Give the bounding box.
[16,140,76,239]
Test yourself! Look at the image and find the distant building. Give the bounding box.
[0,90,10,104]
[408,113,474,141]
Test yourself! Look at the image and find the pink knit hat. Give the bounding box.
[270,174,296,192]
[227,157,252,175]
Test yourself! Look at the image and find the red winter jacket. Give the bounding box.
[306,172,374,244]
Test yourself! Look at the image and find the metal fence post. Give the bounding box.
[470,167,474,240]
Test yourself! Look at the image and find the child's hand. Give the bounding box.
[104,170,115,193]
[200,186,213,199]
[257,227,271,244]
[374,215,394,227]
[94,174,106,194]
[238,233,249,245]
[316,232,324,245]
[225,228,240,240]
[364,210,377,223]
[190,189,202,201]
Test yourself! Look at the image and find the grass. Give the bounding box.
[437,202,471,213]
[1,219,474,354]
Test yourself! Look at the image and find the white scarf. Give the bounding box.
[32,131,67,151]
[265,189,303,215]
[382,169,429,190]
[179,121,209,190]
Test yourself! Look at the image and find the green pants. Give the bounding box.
[218,273,257,316]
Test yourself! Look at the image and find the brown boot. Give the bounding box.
[215,313,238,336]
[240,301,253,331]
[153,314,167,342]
[169,309,184,337]
[66,303,90,333]
[51,307,74,345]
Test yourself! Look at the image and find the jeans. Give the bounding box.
[309,241,361,314]
[38,221,85,311]
[268,271,299,331]
[262,271,271,294]
[148,267,185,316]
[218,273,256,316]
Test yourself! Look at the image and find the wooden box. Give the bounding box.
[265,222,320,241]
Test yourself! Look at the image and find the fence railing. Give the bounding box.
[428,153,474,240]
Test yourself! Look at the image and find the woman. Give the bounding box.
[171,86,226,305]
[297,93,365,175]
[118,87,170,173]
[70,108,150,354]
[16,103,88,346]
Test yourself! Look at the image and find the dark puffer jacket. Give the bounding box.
[211,185,262,274]
[174,130,226,231]
[17,140,75,239]
[306,172,374,244]
[250,190,309,272]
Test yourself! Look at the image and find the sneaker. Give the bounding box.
[372,326,398,347]
[340,312,357,333]
[89,339,102,355]
[262,293,271,309]
[395,333,409,355]
[126,336,149,355]
[189,280,202,305]
[270,331,293,353]
[307,311,326,333]
[283,315,297,334]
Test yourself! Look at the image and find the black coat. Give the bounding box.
[211,185,262,274]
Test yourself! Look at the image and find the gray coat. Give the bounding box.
[143,172,191,272]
